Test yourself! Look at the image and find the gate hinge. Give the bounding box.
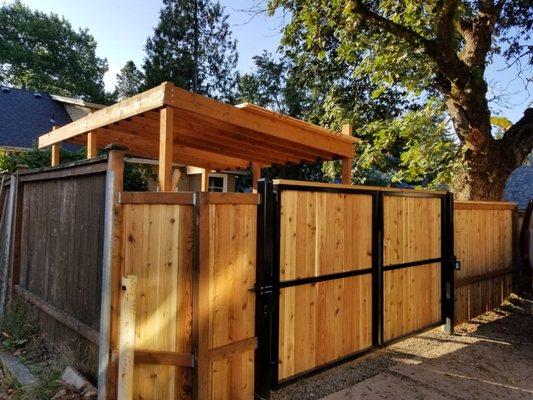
[252,284,275,296]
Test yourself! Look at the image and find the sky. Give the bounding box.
[5,0,532,122]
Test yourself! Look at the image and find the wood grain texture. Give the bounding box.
[278,274,372,380]
[207,201,257,399]
[383,196,441,266]
[122,203,194,400]
[383,263,441,341]
[18,173,106,357]
[454,207,513,323]
[280,191,373,281]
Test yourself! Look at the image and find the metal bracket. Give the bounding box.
[252,284,275,296]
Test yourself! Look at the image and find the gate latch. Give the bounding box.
[451,257,461,271]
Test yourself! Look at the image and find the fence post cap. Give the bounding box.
[104,144,129,152]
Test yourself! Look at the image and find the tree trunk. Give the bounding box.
[451,143,511,201]
[451,109,533,201]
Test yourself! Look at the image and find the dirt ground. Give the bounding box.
[272,295,533,400]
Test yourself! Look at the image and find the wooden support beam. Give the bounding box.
[341,157,352,185]
[98,144,127,400]
[134,350,195,368]
[51,144,60,166]
[341,123,353,185]
[117,275,137,400]
[201,169,209,192]
[251,162,261,193]
[171,168,182,191]
[15,285,99,345]
[87,130,98,158]
[51,125,60,166]
[194,193,210,399]
[159,107,174,191]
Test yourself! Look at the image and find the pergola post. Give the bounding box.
[201,169,209,192]
[251,162,261,193]
[51,126,60,166]
[51,144,60,166]
[159,107,174,191]
[87,130,98,158]
[341,124,353,185]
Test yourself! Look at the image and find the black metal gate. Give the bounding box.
[254,180,455,399]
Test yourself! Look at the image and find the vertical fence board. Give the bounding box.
[278,190,373,381]
[454,202,515,324]
[122,203,194,399]
[207,200,257,400]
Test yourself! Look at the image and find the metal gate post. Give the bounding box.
[441,192,455,334]
[255,179,276,399]
[372,192,384,347]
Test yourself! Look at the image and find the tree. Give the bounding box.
[115,61,144,99]
[143,0,238,100]
[239,41,453,187]
[269,0,533,200]
[0,1,109,103]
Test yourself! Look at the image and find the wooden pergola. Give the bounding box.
[38,82,357,191]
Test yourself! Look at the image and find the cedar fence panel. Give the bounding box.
[118,192,258,400]
[121,201,194,399]
[454,201,515,323]
[382,195,442,342]
[277,190,373,380]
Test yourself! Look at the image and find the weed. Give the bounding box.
[0,296,38,351]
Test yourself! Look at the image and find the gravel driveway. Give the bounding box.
[272,295,533,400]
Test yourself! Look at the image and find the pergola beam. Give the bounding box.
[39,84,167,148]
[38,82,357,172]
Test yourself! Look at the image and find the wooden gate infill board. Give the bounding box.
[254,180,455,397]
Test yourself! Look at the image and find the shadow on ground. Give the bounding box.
[271,295,533,400]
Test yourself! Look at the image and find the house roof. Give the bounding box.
[504,163,533,209]
[0,86,104,150]
[38,82,357,171]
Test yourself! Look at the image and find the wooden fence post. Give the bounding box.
[193,192,210,399]
[98,144,127,400]
[117,275,137,400]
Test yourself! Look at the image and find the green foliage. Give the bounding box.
[0,148,150,191]
[0,1,110,103]
[143,0,238,100]
[0,296,38,351]
[115,60,144,100]
[0,147,85,172]
[354,100,457,188]
[490,115,513,139]
[239,16,453,187]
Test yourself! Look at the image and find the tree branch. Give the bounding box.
[350,1,433,51]
[500,108,533,165]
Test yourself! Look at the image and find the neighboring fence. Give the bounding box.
[0,159,108,372]
[454,201,516,323]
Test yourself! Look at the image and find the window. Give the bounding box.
[208,174,227,192]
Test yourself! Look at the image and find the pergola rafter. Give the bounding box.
[38,82,358,191]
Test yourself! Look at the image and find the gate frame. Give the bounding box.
[254,179,455,399]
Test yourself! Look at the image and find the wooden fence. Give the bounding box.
[454,201,516,323]
[0,159,108,373]
[0,154,523,400]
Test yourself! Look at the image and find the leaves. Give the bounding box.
[0,1,109,103]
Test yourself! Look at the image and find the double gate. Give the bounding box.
[255,180,455,398]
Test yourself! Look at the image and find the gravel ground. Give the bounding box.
[272,294,533,400]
